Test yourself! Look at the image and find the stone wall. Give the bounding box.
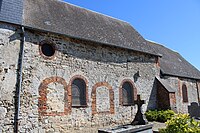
[15,29,159,132]
[1,22,199,133]
[163,76,199,113]
[0,23,20,132]
[3,21,199,133]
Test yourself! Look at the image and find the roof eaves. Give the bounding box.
[156,77,176,93]
[161,71,200,80]
[24,25,161,57]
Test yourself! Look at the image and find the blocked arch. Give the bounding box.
[119,79,137,106]
[68,75,89,107]
[38,76,71,116]
[91,82,114,115]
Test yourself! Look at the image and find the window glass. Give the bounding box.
[41,43,55,57]
[72,78,86,106]
[182,84,188,103]
[122,82,133,105]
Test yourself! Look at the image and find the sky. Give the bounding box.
[64,0,200,70]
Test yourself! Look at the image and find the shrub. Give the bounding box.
[157,110,175,122]
[159,114,200,133]
[145,109,175,122]
[145,110,158,121]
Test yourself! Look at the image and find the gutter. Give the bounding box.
[14,26,25,133]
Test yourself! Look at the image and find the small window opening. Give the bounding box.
[41,43,55,57]
[72,78,87,107]
[122,81,134,105]
[182,84,188,103]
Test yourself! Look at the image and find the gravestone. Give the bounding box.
[188,102,200,119]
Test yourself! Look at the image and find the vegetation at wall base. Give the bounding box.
[159,114,200,133]
[145,109,175,122]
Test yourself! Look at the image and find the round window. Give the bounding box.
[39,41,56,59]
[41,43,55,57]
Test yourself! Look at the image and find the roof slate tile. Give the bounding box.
[148,41,200,79]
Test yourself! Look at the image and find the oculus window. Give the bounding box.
[39,40,56,59]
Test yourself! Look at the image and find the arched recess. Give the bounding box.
[38,76,71,116]
[91,82,114,115]
[68,75,89,107]
[119,79,137,106]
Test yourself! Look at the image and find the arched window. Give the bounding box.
[122,81,134,105]
[182,84,188,103]
[72,78,87,106]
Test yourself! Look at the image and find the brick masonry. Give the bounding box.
[169,93,176,112]
[68,75,89,107]
[91,82,114,115]
[119,79,138,105]
[39,40,57,60]
[38,76,71,116]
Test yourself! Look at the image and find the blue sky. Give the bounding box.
[64,0,200,70]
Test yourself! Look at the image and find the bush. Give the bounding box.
[159,114,200,133]
[145,110,158,121]
[145,110,175,122]
[158,110,175,122]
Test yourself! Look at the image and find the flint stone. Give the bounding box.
[0,107,7,119]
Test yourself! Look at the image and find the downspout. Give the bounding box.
[196,80,200,104]
[14,26,25,133]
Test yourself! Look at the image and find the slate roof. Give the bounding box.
[0,0,23,25]
[0,0,159,56]
[148,41,200,80]
[156,77,176,93]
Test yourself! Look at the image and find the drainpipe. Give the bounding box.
[196,80,200,105]
[14,26,25,133]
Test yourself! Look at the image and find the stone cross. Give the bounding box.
[131,95,148,125]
